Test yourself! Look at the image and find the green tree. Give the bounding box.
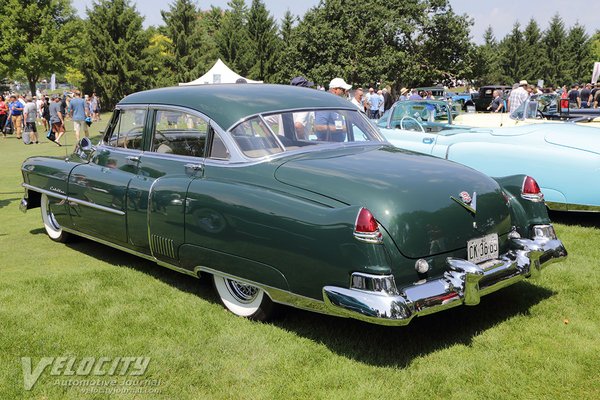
[0,0,81,95]
[472,27,507,85]
[145,29,176,87]
[216,0,251,75]
[247,0,280,81]
[564,24,593,84]
[161,0,204,83]
[271,10,298,83]
[542,14,568,87]
[420,5,474,84]
[591,31,600,61]
[81,0,150,108]
[521,19,547,84]
[499,22,526,83]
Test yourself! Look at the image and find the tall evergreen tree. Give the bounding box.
[247,0,279,81]
[521,19,546,84]
[81,0,150,108]
[499,22,526,83]
[271,10,298,83]
[564,24,593,84]
[216,0,251,75]
[542,14,568,87]
[161,0,203,83]
[472,27,506,85]
[0,0,81,95]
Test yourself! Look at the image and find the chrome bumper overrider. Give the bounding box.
[323,225,567,326]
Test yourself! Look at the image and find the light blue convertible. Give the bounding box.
[378,100,600,212]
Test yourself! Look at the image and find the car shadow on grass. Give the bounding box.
[0,197,20,210]
[273,282,554,367]
[549,210,600,228]
[61,235,555,368]
[61,236,218,301]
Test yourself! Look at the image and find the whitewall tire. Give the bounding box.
[40,193,71,243]
[213,275,275,321]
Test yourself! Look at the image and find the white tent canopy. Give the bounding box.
[179,59,262,85]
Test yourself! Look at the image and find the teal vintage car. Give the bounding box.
[20,84,566,326]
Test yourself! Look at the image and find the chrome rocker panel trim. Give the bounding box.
[22,183,125,216]
[322,226,567,326]
[545,201,600,213]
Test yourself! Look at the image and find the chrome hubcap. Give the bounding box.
[225,279,259,303]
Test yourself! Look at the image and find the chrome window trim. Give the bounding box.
[101,105,149,150]
[23,183,125,216]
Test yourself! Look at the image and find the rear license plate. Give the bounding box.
[467,233,499,264]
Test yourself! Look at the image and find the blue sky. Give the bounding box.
[73,1,599,44]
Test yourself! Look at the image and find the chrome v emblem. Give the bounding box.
[451,191,477,214]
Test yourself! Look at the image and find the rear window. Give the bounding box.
[229,109,383,158]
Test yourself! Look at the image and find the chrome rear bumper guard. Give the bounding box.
[323,226,567,326]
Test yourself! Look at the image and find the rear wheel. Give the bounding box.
[40,193,71,242]
[213,274,275,321]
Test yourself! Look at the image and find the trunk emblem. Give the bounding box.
[451,191,477,214]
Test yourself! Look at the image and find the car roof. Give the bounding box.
[119,84,354,130]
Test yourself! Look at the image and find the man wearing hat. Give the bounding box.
[328,77,352,98]
[507,80,529,114]
[314,78,352,142]
[399,88,409,101]
[290,76,314,88]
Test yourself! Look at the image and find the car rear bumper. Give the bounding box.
[322,225,567,326]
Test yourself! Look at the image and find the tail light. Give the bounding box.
[521,176,544,202]
[353,208,383,244]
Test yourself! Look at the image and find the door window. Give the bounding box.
[105,108,147,150]
[151,110,208,158]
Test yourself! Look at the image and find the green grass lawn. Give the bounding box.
[1,118,599,399]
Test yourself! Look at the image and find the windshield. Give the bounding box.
[229,108,384,158]
[378,101,452,129]
[510,94,558,120]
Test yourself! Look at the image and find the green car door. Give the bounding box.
[68,107,147,244]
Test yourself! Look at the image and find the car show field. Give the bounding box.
[0,96,599,399]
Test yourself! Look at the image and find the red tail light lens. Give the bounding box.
[521,176,544,202]
[354,208,383,243]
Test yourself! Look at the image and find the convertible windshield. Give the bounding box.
[229,108,384,158]
[378,101,452,130]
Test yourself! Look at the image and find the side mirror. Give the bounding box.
[79,137,94,153]
[76,137,96,160]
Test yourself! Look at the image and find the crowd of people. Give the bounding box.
[0,90,101,145]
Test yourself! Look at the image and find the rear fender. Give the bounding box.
[493,175,551,239]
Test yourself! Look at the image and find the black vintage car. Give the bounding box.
[472,85,512,111]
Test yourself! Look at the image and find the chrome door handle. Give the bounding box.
[184,163,203,171]
[126,155,141,162]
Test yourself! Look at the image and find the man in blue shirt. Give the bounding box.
[69,90,89,140]
[314,78,351,142]
[8,95,24,139]
[368,90,382,119]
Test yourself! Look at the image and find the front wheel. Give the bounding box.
[40,193,71,242]
[213,275,276,321]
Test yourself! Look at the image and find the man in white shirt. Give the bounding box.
[351,88,365,112]
[507,80,529,114]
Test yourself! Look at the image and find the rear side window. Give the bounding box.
[150,110,208,158]
[105,108,146,150]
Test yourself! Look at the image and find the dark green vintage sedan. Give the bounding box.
[20,84,566,325]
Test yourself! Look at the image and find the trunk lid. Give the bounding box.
[275,145,512,258]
